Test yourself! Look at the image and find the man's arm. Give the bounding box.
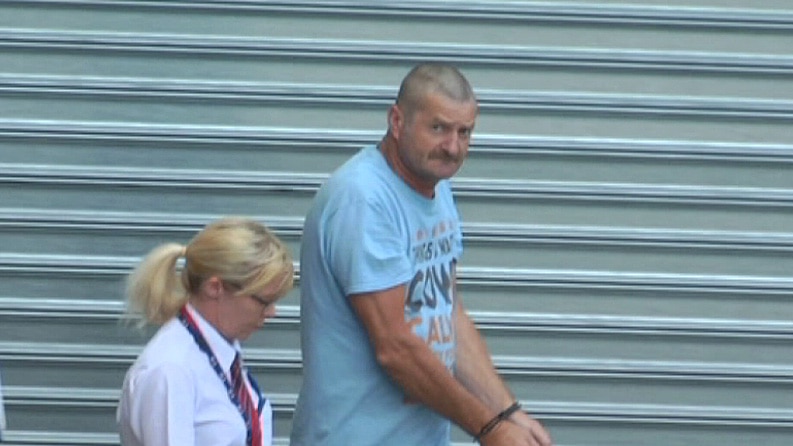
[452,266,552,446]
[350,285,494,437]
[350,286,551,445]
[453,299,514,409]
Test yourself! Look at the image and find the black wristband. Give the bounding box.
[473,401,522,443]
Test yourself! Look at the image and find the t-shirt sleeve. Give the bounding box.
[324,194,413,296]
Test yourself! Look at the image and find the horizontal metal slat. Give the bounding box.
[463,223,793,252]
[476,312,793,339]
[0,253,132,274]
[9,0,793,29]
[2,74,792,120]
[3,340,793,384]
[2,163,793,207]
[0,119,377,147]
[0,208,303,233]
[0,431,118,446]
[4,252,793,295]
[479,134,793,162]
[0,296,298,330]
[5,385,793,428]
[2,210,793,282]
[1,28,791,74]
[461,267,793,294]
[0,340,297,363]
[456,179,793,207]
[535,401,793,427]
[497,356,793,383]
[0,430,286,446]
[2,295,792,340]
[0,163,323,189]
[0,74,395,102]
[0,297,123,317]
[2,385,292,408]
[3,119,793,163]
[3,208,793,252]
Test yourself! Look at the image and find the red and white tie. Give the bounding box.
[231,353,262,446]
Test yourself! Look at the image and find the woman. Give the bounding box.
[117,217,294,446]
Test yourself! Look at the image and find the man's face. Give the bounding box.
[393,92,478,187]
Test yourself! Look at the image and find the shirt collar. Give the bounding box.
[184,303,241,375]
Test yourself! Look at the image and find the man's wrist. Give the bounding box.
[472,401,522,443]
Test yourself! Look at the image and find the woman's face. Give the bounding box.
[217,276,285,341]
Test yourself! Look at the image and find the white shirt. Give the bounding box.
[117,304,272,446]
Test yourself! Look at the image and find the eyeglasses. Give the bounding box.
[222,280,277,308]
[249,292,276,308]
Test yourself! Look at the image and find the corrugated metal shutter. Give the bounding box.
[1,1,792,445]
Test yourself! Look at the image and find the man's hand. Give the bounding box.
[504,410,553,446]
[479,416,552,446]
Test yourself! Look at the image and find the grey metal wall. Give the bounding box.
[1,1,792,445]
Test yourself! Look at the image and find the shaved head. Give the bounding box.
[395,64,476,117]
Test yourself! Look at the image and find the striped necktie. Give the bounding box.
[231,353,262,446]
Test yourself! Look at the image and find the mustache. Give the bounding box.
[429,150,465,163]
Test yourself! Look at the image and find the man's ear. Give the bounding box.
[388,104,403,139]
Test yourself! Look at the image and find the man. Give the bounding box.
[290,63,552,446]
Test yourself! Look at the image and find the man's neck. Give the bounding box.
[378,135,435,198]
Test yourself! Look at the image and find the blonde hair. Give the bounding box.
[125,217,294,325]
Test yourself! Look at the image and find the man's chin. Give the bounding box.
[435,165,462,179]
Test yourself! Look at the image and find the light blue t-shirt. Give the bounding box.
[290,145,464,446]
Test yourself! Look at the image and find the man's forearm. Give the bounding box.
[375,327,500,437]
[454,304,516,411]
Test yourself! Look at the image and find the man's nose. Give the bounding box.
[442,132,461,157]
